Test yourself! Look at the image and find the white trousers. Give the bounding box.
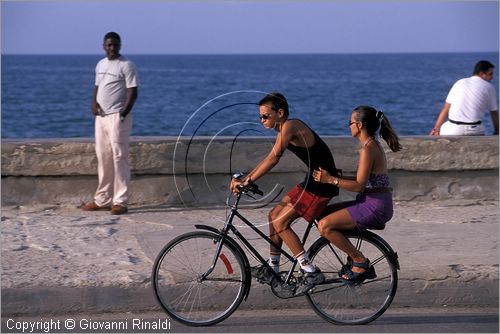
[94,113,132,207]
[440,121,485,136]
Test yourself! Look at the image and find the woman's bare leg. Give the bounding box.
[318,208,367,274]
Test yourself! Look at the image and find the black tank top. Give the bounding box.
[286,120,339,198]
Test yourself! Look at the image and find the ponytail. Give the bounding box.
[377,111,402,152]
[353,106,402,152]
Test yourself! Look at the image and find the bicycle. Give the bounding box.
[152,173,400,327]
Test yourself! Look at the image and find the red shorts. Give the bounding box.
[287,185,331,223]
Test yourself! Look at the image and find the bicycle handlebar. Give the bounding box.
[232,172,264,196]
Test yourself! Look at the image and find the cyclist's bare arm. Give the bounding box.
[231,122,295,193]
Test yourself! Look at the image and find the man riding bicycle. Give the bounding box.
[230,92,340,293]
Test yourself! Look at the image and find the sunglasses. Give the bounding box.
[349,121,357,126]
[259,107,279,120]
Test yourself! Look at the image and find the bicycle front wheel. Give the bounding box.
[306,232,398,325]
[152,231,248,326]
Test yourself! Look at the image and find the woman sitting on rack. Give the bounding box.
[313,105,401,281]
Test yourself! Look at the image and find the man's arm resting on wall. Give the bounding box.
[490,110,499,135]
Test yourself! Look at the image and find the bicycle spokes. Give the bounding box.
[305,233,398,325]
[153,232,248,326]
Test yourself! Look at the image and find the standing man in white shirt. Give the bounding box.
[83,32,139,215]
[430,60,498,136]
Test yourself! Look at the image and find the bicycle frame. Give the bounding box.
[153,183,400,326]
[196,190,320,286]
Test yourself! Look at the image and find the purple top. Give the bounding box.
[365,173,390,189]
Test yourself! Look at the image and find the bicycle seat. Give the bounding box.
[368,225,385,230]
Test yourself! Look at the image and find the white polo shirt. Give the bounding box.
[446,76,497,123]
[95,56,139,115]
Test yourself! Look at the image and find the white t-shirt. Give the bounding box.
[446,76,498,123]
[95,56,139,115]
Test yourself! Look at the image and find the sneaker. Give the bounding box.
[295,268,325,295]
[250,264,274,285]
[110,205,128,215]
[82,201,111,211]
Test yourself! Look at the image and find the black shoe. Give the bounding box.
[295,268,325,295]
[250,264,275,285]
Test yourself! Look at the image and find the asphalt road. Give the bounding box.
[2,307,498,333]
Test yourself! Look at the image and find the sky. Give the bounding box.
[1,1,499,55]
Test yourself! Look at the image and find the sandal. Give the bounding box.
[341,259,377,282]
[338,256,353,277]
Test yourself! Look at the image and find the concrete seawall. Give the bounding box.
[1,136,498,206]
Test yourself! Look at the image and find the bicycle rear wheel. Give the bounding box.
[306,232,398,325]
[152,231,248,326]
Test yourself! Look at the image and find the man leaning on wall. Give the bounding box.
[430,60,498,136]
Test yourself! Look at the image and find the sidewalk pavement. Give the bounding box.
[1,199,498,316]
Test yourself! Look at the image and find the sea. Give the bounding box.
[2,52,498,139]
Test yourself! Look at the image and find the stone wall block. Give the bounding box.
[384,137,499,171]
[2,136,498,205]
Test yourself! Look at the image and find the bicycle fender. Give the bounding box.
[362,231,400,270]
[194,224,220,234]
[194,225,253,300]
[346,230,400,270]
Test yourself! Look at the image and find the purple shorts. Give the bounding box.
[345,193,393,231]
